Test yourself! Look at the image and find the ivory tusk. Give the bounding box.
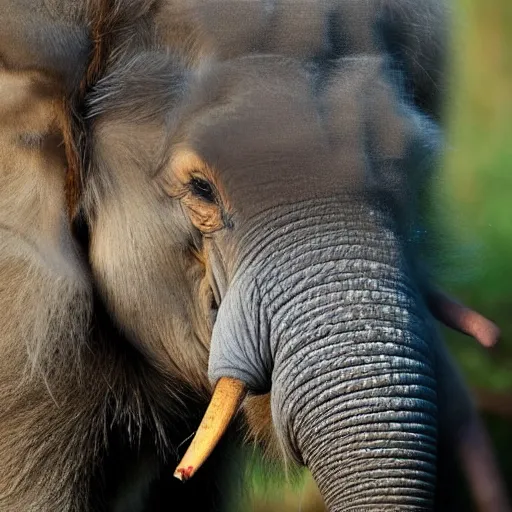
[427,289,500,348]
[174,377,246,481]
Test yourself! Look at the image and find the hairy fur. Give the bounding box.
[0,68,95,510]
[0,31,210,512]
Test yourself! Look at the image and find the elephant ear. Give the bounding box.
[0,0,95,370]
[72,6,213,392]
[0,1,88,84]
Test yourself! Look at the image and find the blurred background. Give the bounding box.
[238,1,512,510]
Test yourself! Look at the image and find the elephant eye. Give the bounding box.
[189,177,216,203]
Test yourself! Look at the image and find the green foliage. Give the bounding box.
[439,0,512,390]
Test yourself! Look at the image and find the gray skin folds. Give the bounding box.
[209,199,437,510]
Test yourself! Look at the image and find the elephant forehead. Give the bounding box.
[189,65,327,169]
[175,56,408,206]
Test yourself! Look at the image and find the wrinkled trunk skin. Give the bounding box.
[268,208,437,510]
[270,271,438,511]
[213,201,438,511]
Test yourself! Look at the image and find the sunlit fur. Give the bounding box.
[0,8,202,509]
[0,67,94,509]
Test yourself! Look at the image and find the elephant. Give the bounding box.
[0,0,509,511]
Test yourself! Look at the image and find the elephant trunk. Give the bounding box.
[271,272,438,510]
[208,201,439,509]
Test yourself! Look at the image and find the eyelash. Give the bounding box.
[189,177,216,203]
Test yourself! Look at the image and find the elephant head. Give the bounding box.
[0,1,507,511]
[75,10,502,507]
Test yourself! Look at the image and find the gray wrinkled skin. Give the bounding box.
[210,201,438,510]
